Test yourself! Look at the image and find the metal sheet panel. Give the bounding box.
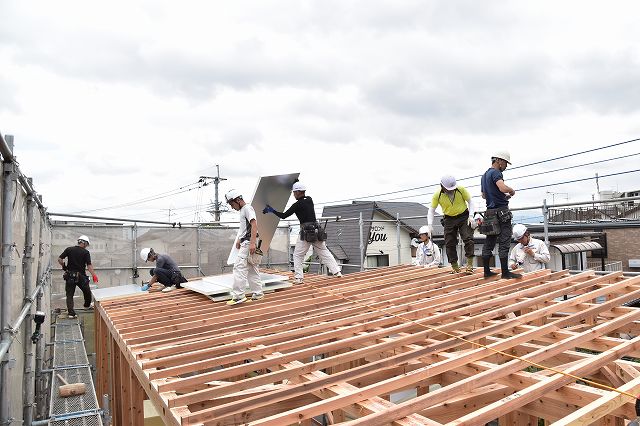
[182,272,291,296]
[227,172,299,264]
[92,284,146,301]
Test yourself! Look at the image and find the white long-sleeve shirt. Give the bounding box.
[414,240,441,267]
[508,237,550,273]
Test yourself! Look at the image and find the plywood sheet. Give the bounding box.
[227,172,299,264]
[182,272,291,296]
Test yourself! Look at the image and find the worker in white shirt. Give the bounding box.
[414,226,441,267]
[509,224,550,273]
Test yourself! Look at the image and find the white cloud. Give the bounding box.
[1,0,640,223]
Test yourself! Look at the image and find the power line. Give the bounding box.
[311,151,640,213]
[73,181,203,214]
[314,137,640,206]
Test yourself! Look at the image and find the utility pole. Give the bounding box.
[595,172,600,195]
[202,165,227,222]
[214,165,227,222]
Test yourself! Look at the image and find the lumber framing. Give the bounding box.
[94,265,640,425]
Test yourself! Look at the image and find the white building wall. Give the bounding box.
[365,214,415,266]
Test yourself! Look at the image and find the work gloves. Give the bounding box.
[262,205,276,214]
[467,216,476,229]
[92,274,99,283]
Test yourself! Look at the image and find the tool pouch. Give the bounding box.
[479,214,500,236]
[248,247,263,265]
[497,209,513,224]
[64,271,82,284]
[170,271,187,285]
[301,222,318,242]
[316,227,327,241]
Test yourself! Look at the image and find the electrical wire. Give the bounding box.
[314,137,640,206]
[73,181,203,214]
[310,160,640,215]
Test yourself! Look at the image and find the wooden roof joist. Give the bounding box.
[95,265,640,425]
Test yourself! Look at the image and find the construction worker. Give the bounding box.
[414,226,441,267]
[226,189,263,305]
[263,182,342,284]
[58,235,99,319]
[428,175,476,274]
[480,150,521,279]
[139,248,187,292]
[509,224,550,273]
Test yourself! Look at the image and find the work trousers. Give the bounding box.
[442,211,474,264]
[65,273,92,316]
[482,208,513,259]
[150,267,187,288]
[231,241,263,298]
[293,238,341,280]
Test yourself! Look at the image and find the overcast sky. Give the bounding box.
[2,1,640,224]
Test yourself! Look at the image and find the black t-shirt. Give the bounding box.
[59,246,92,274]
[274,196,317,224]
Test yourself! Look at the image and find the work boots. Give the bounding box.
[450,262,461,274]
[483,256,498,278]
[465,257,474,275]
[500,257,522,279]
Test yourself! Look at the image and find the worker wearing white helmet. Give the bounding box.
[413,225,441,267]
[263,181,342,284]
[480,150,521,279]
[508,224,550,273]
[428,175,477,274]
[57,235,99,318]
[139,247,187,292]
[225,189,264,305]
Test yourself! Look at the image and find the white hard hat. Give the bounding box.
[492,150,512,164]
[512,224,528,240]
[292,182,306,192]
[78,235,90,245]
[140,247,153,262]
[418,225,430,236]
[440,175,457,191]
[224,189,242,203]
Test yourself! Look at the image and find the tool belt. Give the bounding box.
[63,271,84,284]
[479,207,512,236]
[300,222,327,242]
[442,209,469,225]
[170,270,187,286]
[248,247,263,265]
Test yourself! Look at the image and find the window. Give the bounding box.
[367,254,389,268]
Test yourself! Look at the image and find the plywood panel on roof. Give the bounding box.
[95,265,640,426]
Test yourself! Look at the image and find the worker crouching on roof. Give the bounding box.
[58,235,99,319]
[140,248,187,292]
[263,182,342,285]
[414,226,441,267]
[508,224,550,273]
[428,176,477,274]
[226,189,264,305]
